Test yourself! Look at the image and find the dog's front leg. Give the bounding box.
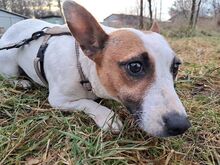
[49,98,123,133]
[8,80,32,89]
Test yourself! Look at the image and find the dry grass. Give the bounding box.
[0,35,220,165]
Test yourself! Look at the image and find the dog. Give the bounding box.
[0,0,190,137]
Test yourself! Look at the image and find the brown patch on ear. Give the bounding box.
[150,21,160,33]
[63,0,108,60]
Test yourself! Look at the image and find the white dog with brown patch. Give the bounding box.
[0,0,190,137]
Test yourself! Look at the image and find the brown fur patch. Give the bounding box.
[95,30,155,105]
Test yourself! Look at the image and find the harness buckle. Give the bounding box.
[32,31,45,40]
[80,80,92,91]
[33,57,48,86]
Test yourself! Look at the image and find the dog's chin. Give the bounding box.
[140,126,187,138]
[140,128,172,138]
[138,122,185,138]
[124,107,169,138]
[148,131,171,138]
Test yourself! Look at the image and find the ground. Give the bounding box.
[0,35,220,165]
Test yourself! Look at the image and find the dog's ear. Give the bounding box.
[150,21,160,33]
[63,0,108,60]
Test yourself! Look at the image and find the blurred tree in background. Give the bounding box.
[170,0,220,28]
[0,0,62,18]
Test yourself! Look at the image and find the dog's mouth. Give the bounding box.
[122,99,142,120]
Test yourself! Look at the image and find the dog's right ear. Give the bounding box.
[150,21,160,33]
[63,0,108,60]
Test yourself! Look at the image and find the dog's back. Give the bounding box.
[1,19,55,44]
[0,19,71,84]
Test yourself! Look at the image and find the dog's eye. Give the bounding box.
[172,62,181,79]
[127,62,143,75]
[119,53,153,79]
[171,57,182,80]
[173,64,179,74]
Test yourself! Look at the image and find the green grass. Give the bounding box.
[0,36,220,164]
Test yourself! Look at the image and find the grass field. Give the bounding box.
[0,35,220,164]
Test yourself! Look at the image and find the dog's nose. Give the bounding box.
[163,113,191,136]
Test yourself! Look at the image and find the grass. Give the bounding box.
[0,35,220,164]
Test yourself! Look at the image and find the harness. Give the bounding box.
[0,27,92,91]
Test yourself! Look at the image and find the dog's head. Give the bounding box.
[63,0,191,137]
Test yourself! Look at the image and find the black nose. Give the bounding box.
[163,113,191,136]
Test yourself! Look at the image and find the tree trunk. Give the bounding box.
[148,0,153,27]
[2,0,7,9]
[194,0,202,27]
[139,0,144,29]
[212,0,217,17]
[57,0,62,16]
[189,0,196,28]
[160,0,162,21]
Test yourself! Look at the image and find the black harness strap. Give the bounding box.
[34,29,72,85]
[0,30,71,51]
[0,31,46,51]
[36,43,49,84]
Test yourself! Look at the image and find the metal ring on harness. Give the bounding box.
[34,57,48,86]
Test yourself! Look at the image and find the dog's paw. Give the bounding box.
[12,80,32,89]
[94,111,123,134]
